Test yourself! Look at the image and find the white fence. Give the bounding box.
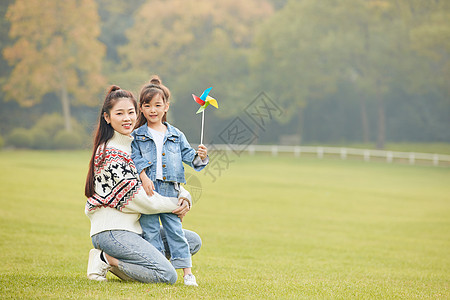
[209,144,450,166]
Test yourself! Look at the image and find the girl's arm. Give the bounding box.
[179,132,209,171]
[131,135,155,196]
[131,133,151,176]
[139,170,155,196]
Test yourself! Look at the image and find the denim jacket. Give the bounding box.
[131,123,208,184]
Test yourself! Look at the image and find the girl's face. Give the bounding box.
[103,98,137,136]
[140,93,169,125]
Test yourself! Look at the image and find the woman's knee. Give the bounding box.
[137,267,177,284]
[160,267,177,284]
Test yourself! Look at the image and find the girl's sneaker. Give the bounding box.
[183,274,198,286]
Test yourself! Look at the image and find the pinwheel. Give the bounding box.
[192,87,218,144]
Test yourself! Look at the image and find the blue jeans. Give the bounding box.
[140,180,192,269]
[91,228,201,283]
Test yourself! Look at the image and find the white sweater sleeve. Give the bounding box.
[121,185,192,214]
[121,188,177,214]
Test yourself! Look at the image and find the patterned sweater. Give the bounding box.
[86,131,189,236]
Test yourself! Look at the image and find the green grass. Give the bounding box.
[304,142,450,155]
[0,150,449,299]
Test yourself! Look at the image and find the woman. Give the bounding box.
[84,85,201,283]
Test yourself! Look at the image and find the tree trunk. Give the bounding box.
[375,81,385,149]
[359,96,370,144]
[360,23,371,145]
[297,106,304,144]
[60,81,72,132]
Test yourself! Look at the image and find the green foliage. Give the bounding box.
[29,129,52,150]
[3,114,88,149]
[0,135,4,149]
[251,0,450,147]
[1,0,449,146]
[115,0,275,140]
[53,130,83,150]
[33,113,68,138]
[0,152,449,298]
[7,128,33,148]
[119,0,273,114]
[96,0,146,63]
[33,113,88,149]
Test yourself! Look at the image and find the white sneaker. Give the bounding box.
[183,274,198,286]
[87,249,111,281]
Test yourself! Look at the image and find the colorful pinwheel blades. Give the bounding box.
[192,87,219,114]
[192,94,205,106]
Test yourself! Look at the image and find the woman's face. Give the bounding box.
[103,98,137,136]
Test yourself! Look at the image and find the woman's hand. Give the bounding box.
[197,144,208,160]
[140,171,155,196]
[172,198,190,222]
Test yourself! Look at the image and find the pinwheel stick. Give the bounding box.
[200,110,205,145]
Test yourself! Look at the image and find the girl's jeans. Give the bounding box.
[139,180,192,269]
[91,227,201,283]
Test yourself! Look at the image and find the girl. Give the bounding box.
[85,85,201,283]
[131,76,208,286]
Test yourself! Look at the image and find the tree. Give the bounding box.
[251,0,450,148]
[118,0,273,140]
[397,0,450,99]
[96,0,146,64]
[340,0,408,149]
[0,0,17,135]
[120,0,272,102]
[360,0,450,147]
[0,1,13,78]
[3,0,106,131]
[251,0,346,142]
[121,0,272,74]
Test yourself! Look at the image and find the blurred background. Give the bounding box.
[0,0,449,151]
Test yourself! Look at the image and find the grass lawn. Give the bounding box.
[0,150,449,299]
[305,142,450,155]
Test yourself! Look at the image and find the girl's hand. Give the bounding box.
[172,198,190,222]
[140,171,155,196]
[197,144,208,160]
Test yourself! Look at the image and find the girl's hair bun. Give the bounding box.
[149,75,161,85]
[108,85,121,94]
